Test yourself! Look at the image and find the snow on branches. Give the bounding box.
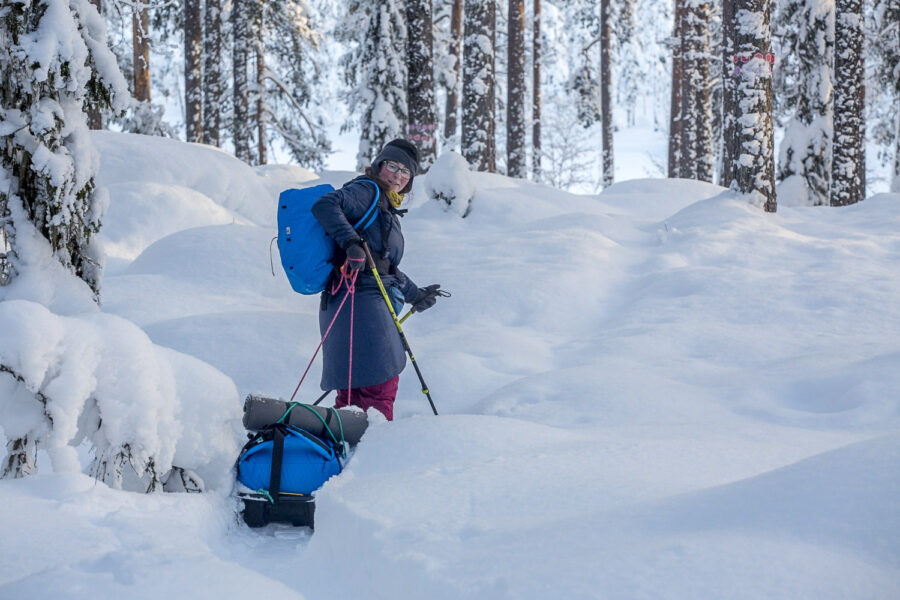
[340,0,409,170]
[0,0,127,297]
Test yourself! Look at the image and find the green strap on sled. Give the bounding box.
[276,402,347,458]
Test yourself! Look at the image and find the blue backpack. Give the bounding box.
[277,180,380,294]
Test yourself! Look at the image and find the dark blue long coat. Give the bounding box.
[311,177,419,390]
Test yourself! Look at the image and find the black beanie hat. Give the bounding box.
[373,138,420,179]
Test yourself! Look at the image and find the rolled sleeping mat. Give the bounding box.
[242,394,369,445]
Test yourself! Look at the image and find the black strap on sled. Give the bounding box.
[268,425,286,501]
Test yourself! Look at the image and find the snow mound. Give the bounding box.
[92,131,275,226]
[99,182,243,266]
[422,151,476,217]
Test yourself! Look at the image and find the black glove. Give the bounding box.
[411,284,441,312]
[344,241,366,272]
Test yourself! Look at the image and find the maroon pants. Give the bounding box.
[334,376,399,421]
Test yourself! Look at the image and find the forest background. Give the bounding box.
[84,0,900,201]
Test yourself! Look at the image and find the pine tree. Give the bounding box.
[532,0,542,179]
[613,0,643,128]
[720,0,737,187]
[441,0,464,145]
[462,0,496,172]
[870,0,899,192]
[600,0,614,187]
[1,0,127,475]
[133,1,152,103]
[668,0,684,178]
[0,0,126,299]
[732,0,777,211]
[263,0,331,170]
[679,0,713,182]
[232,0,252,162]
[203,0,222,146]
[408,0,438,169]
[341,1,408,169]
[775,0,834,205]
[830,0,865,206]
[249,1,266,165]
[87,0,103,129]
[507,0,527,178]
[184,0,203,143]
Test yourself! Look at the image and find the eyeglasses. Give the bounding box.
[383,161,412,179]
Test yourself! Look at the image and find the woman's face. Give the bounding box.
[378,160,411,193]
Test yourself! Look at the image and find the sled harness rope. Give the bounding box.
[287,262,361,405]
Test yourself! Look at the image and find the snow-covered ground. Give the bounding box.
[1,131,899,599]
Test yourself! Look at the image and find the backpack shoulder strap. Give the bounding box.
[352,179,381,232]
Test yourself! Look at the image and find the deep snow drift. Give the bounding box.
[1,132,898,599]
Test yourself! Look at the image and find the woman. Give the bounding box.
[311,139,441,421]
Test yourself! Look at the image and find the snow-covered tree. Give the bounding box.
[340,0,408,169]
[407,0,438,170]
[0,0,127,299]
[133,0,152,103]
[540,93,599,191]
[669,0,685,178]
[203,0,222,146]
[438,0,463,147]
[184,0,203,143]
[262,0,331,170]
[532,0,542,179]
[462,0,496,172]
[232,0,252,162]
[775,0,834,205]
[0,0,128,476]
[253,4,266,165]
[600,0,614,187]
[507,0,527,178]
[830,0,865,206]
[870,0,899,192]
[680,0,713,182]
[613,0,644,127]
[720,0,737,186]
[731,0,777,211]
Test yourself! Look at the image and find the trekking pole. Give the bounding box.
[361,241,439,416]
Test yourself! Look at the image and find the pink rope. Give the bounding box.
[288,268,359,403]
[347,271,356,403]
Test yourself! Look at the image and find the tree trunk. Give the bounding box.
[668,0,684,178]
[407,0,438,169]
[506,0,527,178]
[132,3,151,103]
[680,0,713,182]
[894,113,900,193]
[600,0,614,188]
[232,0,251,163]
[830,0,866,206]
[184,0,203,143]
[720,0,736,187]
[462,0,496,172]
[732,0,776,211]
[203,0,222,147]
[444,0,463,144]
[257,44,267,165]
[532,0,542,179]
[86,0,103,129]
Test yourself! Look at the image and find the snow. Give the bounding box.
[2,131,900,598]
